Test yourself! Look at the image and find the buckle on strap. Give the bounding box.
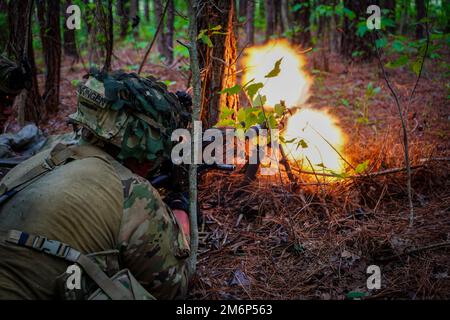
[6,230,81,262]
[42,157,56,170]
[32,236,67,256]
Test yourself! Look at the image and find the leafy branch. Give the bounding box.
[371,1,430,227]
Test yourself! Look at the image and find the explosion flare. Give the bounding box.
[242,39,311,108]
[242,40,348,174]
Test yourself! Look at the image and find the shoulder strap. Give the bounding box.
[6,230,131,300]
[0,143,110,205]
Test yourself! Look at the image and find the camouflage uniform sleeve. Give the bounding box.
[117,175,190,300]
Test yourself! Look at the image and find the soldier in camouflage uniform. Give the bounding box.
[0,69,192,300]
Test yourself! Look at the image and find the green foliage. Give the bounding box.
[347,82,381,125]
[384,33,449,76]
[218,84,242,95]
[197,25,226,48]
[354,160,370,174]
[246,82,264,100]
[216,59,287,131]
[264,58,283,78]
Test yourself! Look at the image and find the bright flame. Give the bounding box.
[242,39,311,108]
[242,40,347,175]
[283,109,346,173]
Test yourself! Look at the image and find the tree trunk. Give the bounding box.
[381,0,396,32]
[340,0,374,61]
[119,0,130,38]
[280,0,290,34]
[63,0,79,59]
[102,0,114,71]
[187,0,201,280]
[292,0,311,47]
[130,0,139,37]
[239,0,247,18]
[7,0,42,124]
[154,0,166,59]
[246,0,255,45]
[415,0,426,39]
[198,0,239,128]
[264,0,275,40]
[165,0,175,64]
[274,0,283,35]
[399,0,409,34]
[83,0,93,34]
[144,0,150,22]
[37,0,61,115]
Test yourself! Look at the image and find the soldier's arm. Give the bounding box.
[117,175,190,299]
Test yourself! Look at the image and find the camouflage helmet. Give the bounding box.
[68,69,190,166]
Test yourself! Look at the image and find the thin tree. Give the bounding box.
[197,0,239,128]
[239,0,247,18]
[130,0,139,37]
[99,0,114,71]
[246,0,255,45]
[144,0,150,22]
[264,0,275,40]
[37,0,61,115]
[63,1,79,60]
[7,0,42,124]
[186,0,201,278]
[292,0,311,47]
[154,0,167,59]
[165,0,175,64]
[340,0,374,60]
[118,0,130,38]
[415,0,426,38]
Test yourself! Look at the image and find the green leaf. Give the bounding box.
[385,55,408,68]
[245,82,264,100]
[215,119,235,127]
[298,139,308,148]
[209,25,222,31]
[265,58,283,78]
[292,3,307,12]
[200,34,213,47]
[253,94,267,107]
[341,98,350,107]
[355,160,370,174]
[219,84,242,95]
[412,58,423,76]
[316,163,326,168]
[375,37,388,49]
[343,7,356,20]
[237,108,246,123]
[274,103,286,116]
[346,291,368,300]
[356,22,368,37]
[267,114,278,129]
[392,40,405,53]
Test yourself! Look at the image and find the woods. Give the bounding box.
[0,0,448,301]
[1,0,447,126]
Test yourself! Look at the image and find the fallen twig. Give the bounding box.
[377,241,450,262]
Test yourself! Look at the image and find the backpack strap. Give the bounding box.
[0,143,110,205]
[6,230,131,300]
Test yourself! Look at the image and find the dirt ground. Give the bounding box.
[2,42,449,300]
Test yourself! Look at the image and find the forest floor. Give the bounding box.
[3,42,449,300]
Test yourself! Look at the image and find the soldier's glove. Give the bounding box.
[165,192,190,214]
